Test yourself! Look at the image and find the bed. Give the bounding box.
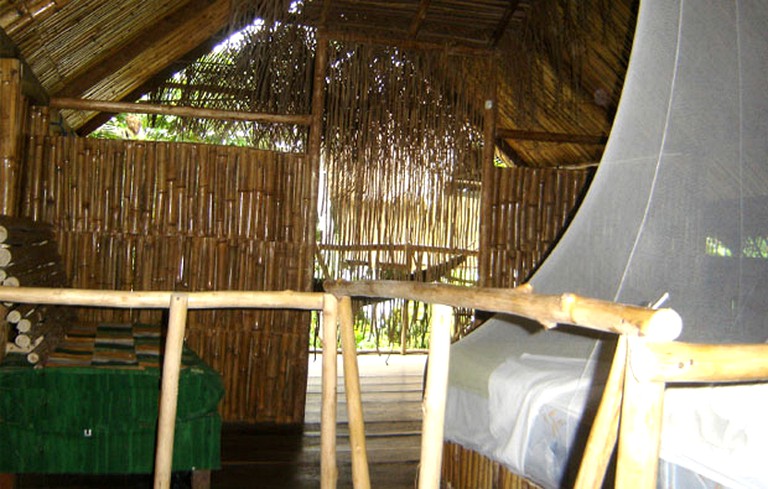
[444,317,768,489]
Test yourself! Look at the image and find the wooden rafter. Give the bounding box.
[497,128,608,145]
[53,0,230,100]
[488,0,521,47]
[409,0,431,38]
[325,29,491,56]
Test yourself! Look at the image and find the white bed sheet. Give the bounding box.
[444,317,768,489]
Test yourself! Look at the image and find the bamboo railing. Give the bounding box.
[0,286,337,489]
[327,280,768,489]
[324,280,684,489]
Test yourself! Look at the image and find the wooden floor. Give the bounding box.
[16,353,427,489]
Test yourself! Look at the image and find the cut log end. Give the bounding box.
[643,308,683,341]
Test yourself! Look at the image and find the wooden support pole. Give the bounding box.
[478,59,497,287]
[574,336,627,489]
[0,58,24,216]
[321,293,339,489]
[50,97,312,126]
[339,296,371,489]
[154,293,190,489]
[324,280,682,340]
[615,338,665,489]
[304,33,329,291]
[418,304,452,489]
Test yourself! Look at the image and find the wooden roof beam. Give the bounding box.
[53,0,230,100]
[325,29,492,56]
[497,128,608,145]
[488,0,521,47]
[0,27,48,104]
[409,0,431,38]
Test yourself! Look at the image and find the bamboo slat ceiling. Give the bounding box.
[0,0,636,168]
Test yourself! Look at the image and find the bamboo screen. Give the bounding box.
[20,122,314,423]
[484,166,593,290]
[317,43,485,346]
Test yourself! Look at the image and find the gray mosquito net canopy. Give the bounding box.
[531,0,768,344]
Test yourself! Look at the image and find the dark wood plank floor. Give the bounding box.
[17,353,427,489]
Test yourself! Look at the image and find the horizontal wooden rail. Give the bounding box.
[496,128,608,145]
[0,287,325,310]
[0,286,337,489]
[323,280,683,341]
[50,97,312,126]
[630,340,768,383]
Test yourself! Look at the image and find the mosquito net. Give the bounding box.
[531,0,768,344]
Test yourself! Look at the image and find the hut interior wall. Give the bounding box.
[482,166,592,289]
[18,112,314,423]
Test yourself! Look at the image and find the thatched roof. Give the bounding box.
[0,0,636,168]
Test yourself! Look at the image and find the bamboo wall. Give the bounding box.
[19,121,314,423]
[483,166,593,289]
[442,442,543,489]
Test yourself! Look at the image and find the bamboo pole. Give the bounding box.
[0,287,325,310]
[339,296,371,489]
[478,59,497,287]
[323,280,682,340]
[418,304,452,489]
[615,337,665,489]
[0,58,23,216]
[321,293,339,489]
[50,98,312,126]
[574,336,627,489]
[632,340,768,383]
[154,293,189,489]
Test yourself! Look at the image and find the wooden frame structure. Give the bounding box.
[0,287,338,489]
[2,281,766,488]
[324,280,768,489]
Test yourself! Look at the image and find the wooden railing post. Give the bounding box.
[339,296,371,489]
[418,304,452,489]
[154,292,189,489]
[321,293,339,489]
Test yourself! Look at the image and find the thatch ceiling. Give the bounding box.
[0,0,637,168]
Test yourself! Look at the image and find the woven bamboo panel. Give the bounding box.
[483,166,592,289]
[442,442,543,489]
[20,130,313,423]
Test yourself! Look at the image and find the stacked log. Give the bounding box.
[0,216,72,365]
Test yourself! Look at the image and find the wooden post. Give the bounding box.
[478,58,497,287]
[154,293,190,489]
[614,337,665,489]
[305,34,329,290]
[321,293,339,489]
[574,336,627,489]
[339,296,371,489]
[418,304,452,489]
[0,58,24,216]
